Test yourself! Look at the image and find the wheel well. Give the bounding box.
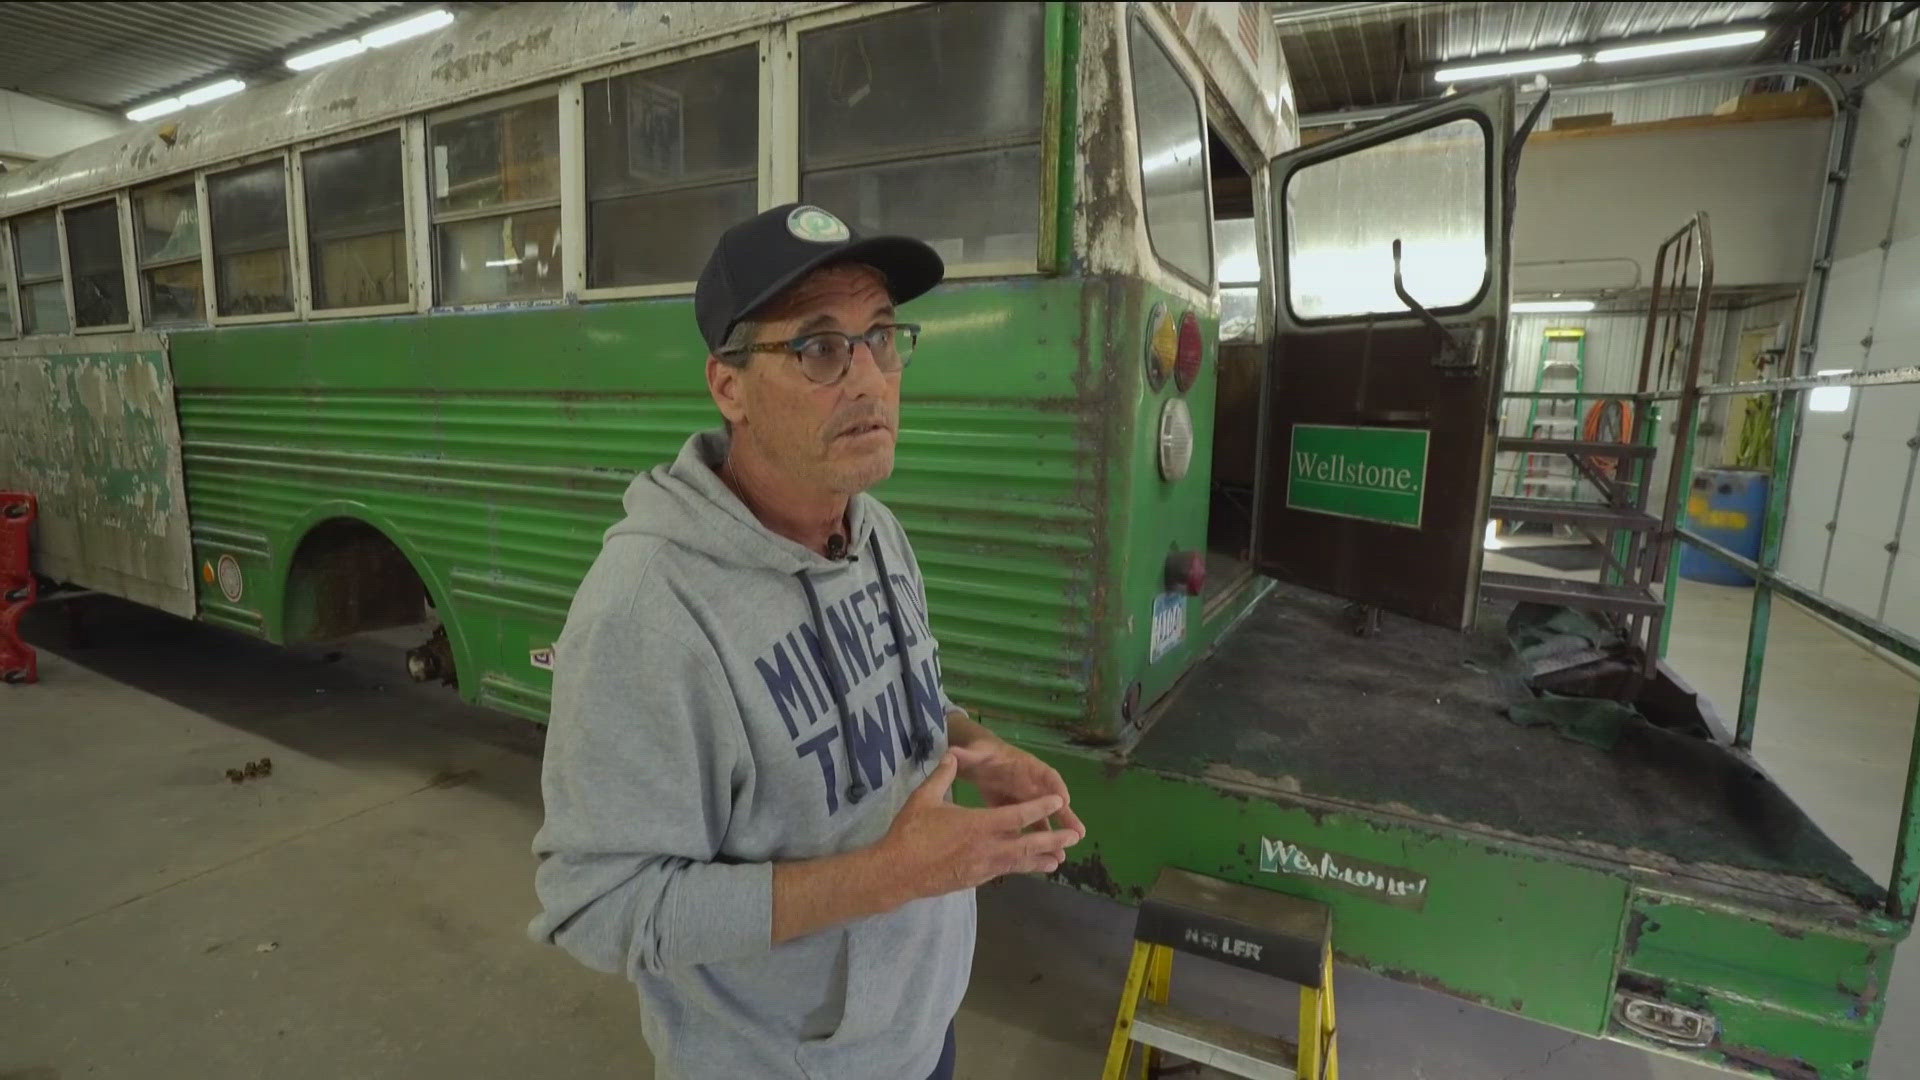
[283,518,429,643]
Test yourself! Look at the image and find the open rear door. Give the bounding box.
[1251,84,1516,629]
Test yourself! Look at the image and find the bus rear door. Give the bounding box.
[1251,85,1517,629]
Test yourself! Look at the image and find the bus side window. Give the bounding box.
[428,95,562,305]
[134,178,206,326]
[0,226,16,338]
[798,3,1046,269]
[208,160,296,318]
[12,212,70,335]
[302,131,409,312]
[64,199,131,329]
[584,47,758,290]
[1128,17,1212,288]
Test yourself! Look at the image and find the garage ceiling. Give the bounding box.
[1273,1,1832,116]
[0,2,1836,121]
[0,1,458,114]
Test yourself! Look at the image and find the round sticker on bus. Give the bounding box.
[215,554,244,603]
[787,205,850,243]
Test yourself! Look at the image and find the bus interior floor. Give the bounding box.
[1132,581,1883,910]
[2,594,1914,1079]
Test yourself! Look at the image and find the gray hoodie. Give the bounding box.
[529,429,974,1080]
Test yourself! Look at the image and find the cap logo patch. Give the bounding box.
[787,205,850,243]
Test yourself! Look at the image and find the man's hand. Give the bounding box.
[877,753,1083,902]
[948,734,1088,841]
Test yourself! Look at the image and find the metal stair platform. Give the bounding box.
[1488,496,1659,532]
[1130,1001,1300,1079]
[1480,570,1665,617]
[1496,437,1657,460]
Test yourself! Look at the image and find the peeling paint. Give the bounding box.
[0,335,195,616]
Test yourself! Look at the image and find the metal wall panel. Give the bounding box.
[1783,51,1920,636]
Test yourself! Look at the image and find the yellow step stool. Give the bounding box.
[1103,868,1339,1080]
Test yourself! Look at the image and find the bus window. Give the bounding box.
[1284,118,1487,320]
[12,213,70,335]
[0,234,15,337]
[134,178,205,325]
[799,3,1045,269]
[302,131,408,311]
[585,47,757,290]
[208,160,295,317]
[1128,17,1212,288]
[63,200,131,329]
[429,95,562,305]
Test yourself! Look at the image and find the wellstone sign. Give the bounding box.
[1286,424,1430,529]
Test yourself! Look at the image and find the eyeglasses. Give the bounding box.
[720,323,921,385]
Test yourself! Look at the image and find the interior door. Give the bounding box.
[1251,84,1517,629]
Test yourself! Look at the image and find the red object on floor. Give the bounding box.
[1,492,38,684]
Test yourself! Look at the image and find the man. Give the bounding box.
[529,203,1085,1080]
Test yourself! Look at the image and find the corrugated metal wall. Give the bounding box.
[1778,52,1920,637]
[1495,309,1732,507]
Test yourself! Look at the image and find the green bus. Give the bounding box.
[0,3,1900,1075]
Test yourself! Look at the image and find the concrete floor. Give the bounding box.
[2,582,1915,1079]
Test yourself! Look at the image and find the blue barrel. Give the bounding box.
[1678,469,1770,586]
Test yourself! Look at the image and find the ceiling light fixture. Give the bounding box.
[283,9,454,74]
[1512,300,1597,314]
[178,78,246,106]
[1594,28,1767,64]
[1434,52,1581,83]
[286,39,368,71]
[126,98,184,122]
[360,8,455,49]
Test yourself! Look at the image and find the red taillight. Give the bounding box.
[1164,551,1205,596]
[1174,311,1203,392]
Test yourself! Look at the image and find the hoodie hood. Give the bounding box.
[610,428,877,576]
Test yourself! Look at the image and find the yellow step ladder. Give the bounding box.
[1103,868,1338,1080]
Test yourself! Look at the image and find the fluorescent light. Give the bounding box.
[179,79,246,106]
[127,97,183,122]
[286,39,367,71]
[1434,53,1581,83]
[484,257,523,268]
[1595,29,1767,64]
[361,9,454,49]
[1513,300,1596,313]
[1809,369,1853,413]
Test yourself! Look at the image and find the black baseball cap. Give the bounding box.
[694,203,946,352]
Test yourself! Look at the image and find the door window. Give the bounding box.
[1285,118,1488,320]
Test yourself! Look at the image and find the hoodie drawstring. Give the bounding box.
[795,535,936,808]
[871,537,937,765]
[796,568,867,806]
